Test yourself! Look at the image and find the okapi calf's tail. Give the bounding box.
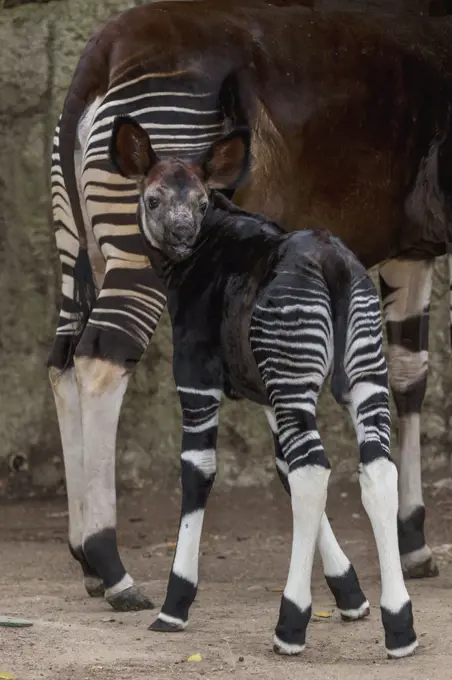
[322,246,352,406]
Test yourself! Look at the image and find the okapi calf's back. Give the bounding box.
[109,116,418,659]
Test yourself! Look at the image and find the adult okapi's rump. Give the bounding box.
[50,0,452,613]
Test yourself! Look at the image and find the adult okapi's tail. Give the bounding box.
[322,246,352,406]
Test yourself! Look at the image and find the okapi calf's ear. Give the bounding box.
[203,127,251,190]
[109,115,158,179]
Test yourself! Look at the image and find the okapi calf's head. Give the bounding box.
[109,115,251,262]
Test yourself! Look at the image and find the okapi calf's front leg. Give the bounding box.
[150,381,221,632]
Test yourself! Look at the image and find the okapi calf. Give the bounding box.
[108,115,418,659]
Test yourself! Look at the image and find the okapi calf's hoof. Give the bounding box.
[106,585,154,612]
[382,601,418,660]
[149,615,187,633]
[272,598,310,656]
[339,600,371,622]
[272,639,306,656]
[325,565,370,622]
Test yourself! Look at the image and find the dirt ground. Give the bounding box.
[1,472,452,680]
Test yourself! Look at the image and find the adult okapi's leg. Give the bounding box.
[379,258,437,578]
[49,122,104,598]
[73,261,166,611]
[77,108,170,609]
[263,408,369,622]
[51,122,161,610]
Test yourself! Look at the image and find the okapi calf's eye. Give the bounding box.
[109,114,251,262]
[147,196,160,210]
[107,116,419,660]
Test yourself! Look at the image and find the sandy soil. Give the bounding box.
[1,473,452,680]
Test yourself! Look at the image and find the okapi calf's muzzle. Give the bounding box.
[108,114,418,661]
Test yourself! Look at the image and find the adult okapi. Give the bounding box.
[49,0,452,614]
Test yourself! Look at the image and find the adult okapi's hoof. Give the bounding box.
[403,556,439,580]
[84,576,105,598]
[149,615,186,632]
[106,585,154,611]
[340,600,371,622]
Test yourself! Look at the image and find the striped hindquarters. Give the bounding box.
[249,270,333,471]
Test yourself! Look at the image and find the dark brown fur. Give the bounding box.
[60,0,452,268]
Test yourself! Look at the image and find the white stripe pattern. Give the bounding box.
[250,271,390,472]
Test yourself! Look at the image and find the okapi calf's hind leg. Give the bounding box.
[150,382,220,633]
[379,258,437,579]
[249,274,337,654]
[350,386,418,658]
[347,276,417,658]
[269,408,331,655]
[264,408,370,622]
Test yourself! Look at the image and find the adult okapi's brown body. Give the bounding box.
[49,0,452,613]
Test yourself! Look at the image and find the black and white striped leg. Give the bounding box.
[379,258,438,579]
[347,275,417,658]
[249,273,340,653]
[349,383,418,659]
[272,410,331,655]
[264,408,369,623]
[149,387,220,633]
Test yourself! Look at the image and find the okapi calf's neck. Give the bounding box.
[110,116,417,660]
